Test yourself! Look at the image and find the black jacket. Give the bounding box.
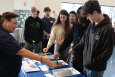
[58,23,88,61]
[73,14,114,71]
[24,16,43,44]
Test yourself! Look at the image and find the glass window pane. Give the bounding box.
[101,6,111,17]
[62,3,73,13]
[75,4,83,12]
[112,7,115,28]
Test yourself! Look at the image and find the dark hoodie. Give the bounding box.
[24,16,43,44]
[73,14,114,71]
[58,22,88,61]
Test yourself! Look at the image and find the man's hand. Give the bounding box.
[69,49,75,53]
[53,52,60,59]
[47,34,50,39]
[42,57,54,69]
[43,47,49,53]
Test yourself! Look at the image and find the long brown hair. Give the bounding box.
[52,10,71,38]
[0,12,19,27]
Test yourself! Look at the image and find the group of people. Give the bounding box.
[0,0,114,77]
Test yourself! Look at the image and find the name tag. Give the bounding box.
[50,21,53,23]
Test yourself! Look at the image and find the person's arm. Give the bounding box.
[53,25,74,59]
[43,26,56,53]
[91,28,114,65]
[72,32,85,51]
[43,30,50,37]
[16,48,54,69]
[58,25,74,54]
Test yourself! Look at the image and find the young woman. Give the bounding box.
[0,12,54,77]
[53,6,90,74]
[43,10,72,62]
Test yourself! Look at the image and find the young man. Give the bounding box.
[42,7,55,54]
[69,0,114,77]
[24,7,43,53]
[69,11,76,25]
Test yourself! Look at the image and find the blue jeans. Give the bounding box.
[83,67,104,77]
[25,42,42,53]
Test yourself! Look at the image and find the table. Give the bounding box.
[18,59,86,77]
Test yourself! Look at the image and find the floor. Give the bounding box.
[103,45,115,77]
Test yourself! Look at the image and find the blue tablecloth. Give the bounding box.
[18,59,86,77]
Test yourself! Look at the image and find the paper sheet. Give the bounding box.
[22,61,28,65]
[39,65,49,71]
[22,64,40,72]
[44,74,54,77]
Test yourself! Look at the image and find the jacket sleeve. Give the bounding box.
[92,27,114,65]
[58,25,74,54]
[72,24,90,51]
[24,18,29,40]
[47,26,56,47]
[72,33,85,51]
[40,20,43,42]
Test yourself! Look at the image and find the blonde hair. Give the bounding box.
[31,6,37,12]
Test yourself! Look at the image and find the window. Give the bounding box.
[74,4,83,12]
[61,3,73,13]
[112,7,115,27]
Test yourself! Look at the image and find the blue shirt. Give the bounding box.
[0,27,22,77]
[42,17,55,40]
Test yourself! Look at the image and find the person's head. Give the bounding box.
[76,6,83,23]
[0,12,19,33]
[69,11,76,22]
[76,6,90,26]
[44,7,51,17]
[81,0,101,23]
[31,6,37,18]
[53,10,70,38]
[37,10,40,17]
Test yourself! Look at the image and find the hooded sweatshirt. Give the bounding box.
[24,16,43,44]
[73,14,114,71]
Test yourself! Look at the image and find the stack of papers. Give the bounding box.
[22,64,40,72]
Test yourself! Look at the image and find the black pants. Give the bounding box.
[73,57,83,75]
[42,40,54,54]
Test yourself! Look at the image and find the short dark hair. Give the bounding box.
[37,10,40,14]
[69,11,76,16]
[81,0,101,16]
[0,12,19,27]
[44,7,51,12]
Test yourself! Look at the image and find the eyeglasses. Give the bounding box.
[10,21,18,25]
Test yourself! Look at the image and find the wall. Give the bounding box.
[35,0,115,18]
[14,0,35,10]
[0,0,14,14]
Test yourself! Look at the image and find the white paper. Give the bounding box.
[39,65,49,71]
[22,64,40,72]
[27,59,34,64]
[44,74,54,77]
[22,61,28,65]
